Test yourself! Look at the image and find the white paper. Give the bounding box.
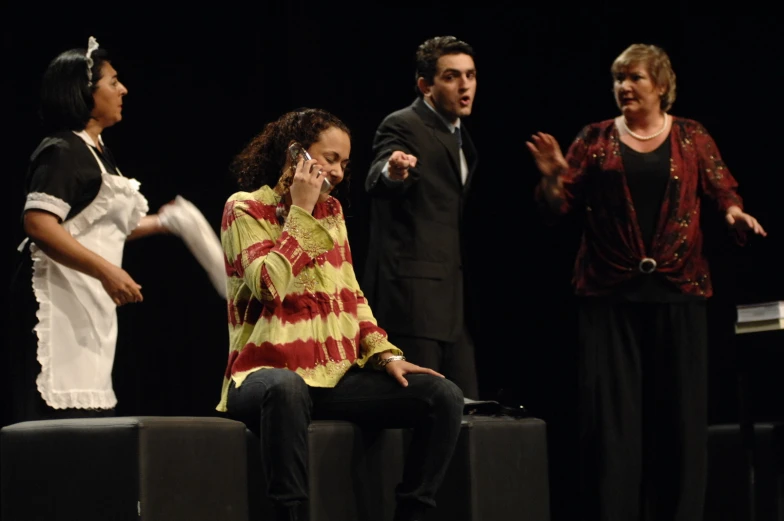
[158,196,226,299]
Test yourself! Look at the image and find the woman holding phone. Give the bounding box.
[219,108,464,521]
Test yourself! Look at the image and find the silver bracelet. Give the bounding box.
[377,355,406,368]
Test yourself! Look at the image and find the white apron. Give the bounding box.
[30,134,148,409]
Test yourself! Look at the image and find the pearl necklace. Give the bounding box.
[621,113,669,141]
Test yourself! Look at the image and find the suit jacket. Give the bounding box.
[362,97,478,342]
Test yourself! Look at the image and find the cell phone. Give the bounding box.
[288,142,331,194]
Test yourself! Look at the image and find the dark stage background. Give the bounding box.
[2,8,782,520]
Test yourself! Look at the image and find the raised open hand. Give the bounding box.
[526,132,568,178]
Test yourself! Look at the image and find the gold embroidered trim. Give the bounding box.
[364,331,387,352]
[296,359,353,383]
[295,270,319,293]
[283,207,332,258]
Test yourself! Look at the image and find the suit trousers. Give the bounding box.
[388,326,479,400]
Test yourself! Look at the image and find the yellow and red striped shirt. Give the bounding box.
[216,186,400,412]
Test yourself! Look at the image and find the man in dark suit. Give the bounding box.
[363,36,479,399]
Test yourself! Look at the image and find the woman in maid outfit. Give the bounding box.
[6,36,225,423]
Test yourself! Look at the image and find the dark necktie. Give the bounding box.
[454,126,462,149]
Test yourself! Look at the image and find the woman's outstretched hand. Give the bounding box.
[526,132,568,178]
[726,206,768,236]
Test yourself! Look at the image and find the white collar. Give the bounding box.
[73,130,105,149]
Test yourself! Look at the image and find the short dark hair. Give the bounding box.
[414,36,475,97]
[230,108,351,192]
[39,46,110,132]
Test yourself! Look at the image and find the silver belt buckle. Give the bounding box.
[638,257,657,274]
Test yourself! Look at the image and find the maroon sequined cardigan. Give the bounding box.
[536,116,744,298]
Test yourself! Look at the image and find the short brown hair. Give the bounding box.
[611,43,676,111]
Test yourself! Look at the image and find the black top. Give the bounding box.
[618,137,702,302]
[23,130,121,224]
[622,137,670,252]
[14,130,123,284]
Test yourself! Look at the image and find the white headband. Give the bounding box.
[85,36,100,87]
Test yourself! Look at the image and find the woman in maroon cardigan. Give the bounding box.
[527,43,766,521]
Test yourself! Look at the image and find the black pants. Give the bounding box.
[389,325,479,399]
[578,299,708,521]
[227,367,464,519]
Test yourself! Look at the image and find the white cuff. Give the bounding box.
[25,192,71,221]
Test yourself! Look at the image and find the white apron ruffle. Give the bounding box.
[31,139,148,410]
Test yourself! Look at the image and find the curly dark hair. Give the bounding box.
[230,108,351,192]
[414,35,475,97]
